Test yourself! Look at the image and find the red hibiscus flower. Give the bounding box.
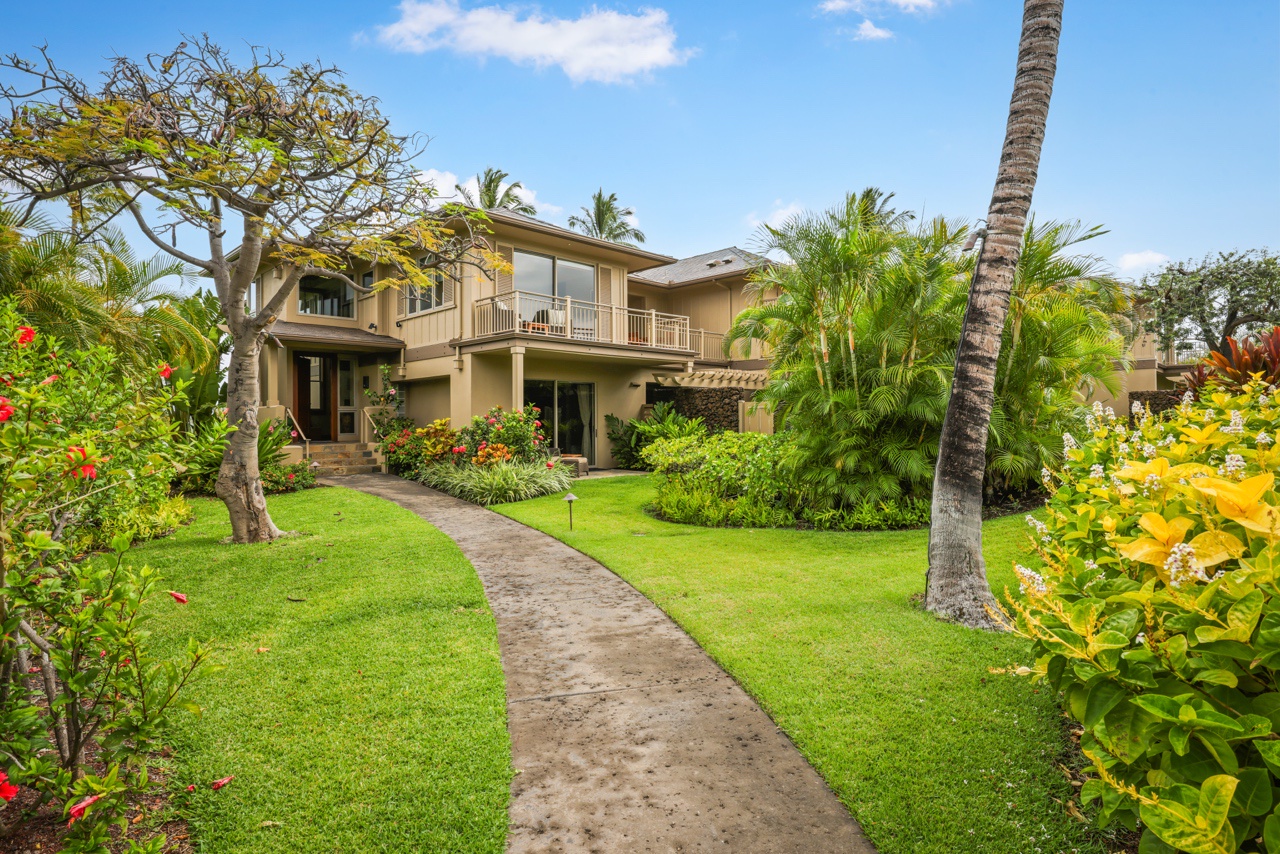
[65,447,97,480]
[16,326,34,346]
[67,793,102,825]
[0,397,13,422]
[159,363,173,380]
[211,775,234,790]
[186,785,196,792]
[65,446,97,479]
[0,771,17,802]
[286,473,295,481]
[168,591,188,604]
[546,461,555,469]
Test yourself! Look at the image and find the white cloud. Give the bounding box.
[375,1,694,84]
[416,168,562,216]
[851,19,894,40]
[747,200,805,231]
[819,0,938,13]
[1118,250,1170,275]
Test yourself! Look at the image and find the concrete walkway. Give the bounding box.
[326,474,873,853]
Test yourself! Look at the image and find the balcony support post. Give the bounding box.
[511,345,526,411]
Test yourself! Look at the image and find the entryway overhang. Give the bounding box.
[653,369,769,390]
[266,320,405,353]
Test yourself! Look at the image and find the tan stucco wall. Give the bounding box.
[406,377,451,425]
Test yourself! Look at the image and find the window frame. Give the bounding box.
[297,275,355,319]
[512,249,597,302]
[401,257,450,318]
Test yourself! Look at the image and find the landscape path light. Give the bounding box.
[564,492,578,530]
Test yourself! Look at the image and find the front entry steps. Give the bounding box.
[304,442,382,476]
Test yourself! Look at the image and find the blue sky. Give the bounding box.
[4,0,1278,278]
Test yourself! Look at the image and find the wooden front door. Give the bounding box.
[294,354,337,441]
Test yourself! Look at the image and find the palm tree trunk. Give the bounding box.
[926,0,1064,629]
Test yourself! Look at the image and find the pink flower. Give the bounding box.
[286,473,295,481]
[40,374,59,385]
[158,363,173,380]
[16,326,35,346]
[211,775,234,790]
[290,430,299,439]
[186,785,196,792]
[534,420,542,427]
[388,388,396,396]
[168,591,188,604]
[66,447,96,480]
[67,793,102,825]
[0,771,17,802]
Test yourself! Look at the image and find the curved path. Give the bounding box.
[327,474,873,853]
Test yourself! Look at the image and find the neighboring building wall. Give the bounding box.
[1087,330,1162,413]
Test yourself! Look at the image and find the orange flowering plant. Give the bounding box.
[1001,380,1280,853]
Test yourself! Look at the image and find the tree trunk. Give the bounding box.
[926,0,1064,629]
[215,332,282,543]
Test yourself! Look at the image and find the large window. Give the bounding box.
[298,275,354,318]
[513,250,595,301]
[403,257,448,315]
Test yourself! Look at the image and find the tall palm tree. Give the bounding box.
[567,189,646,246]
[926,0,1065,629]
[455,167,537,215]
[0,205,107,345]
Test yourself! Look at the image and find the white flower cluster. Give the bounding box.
[1089,464,1105,480]
[1219,453,1246,479]
[1062,432,1078,451]
[1134,632,1146,646]
[1164,543,1202,588]
[1041,467,1053,488]
[1203,409,1215,422]
[1084,559,1098,572]
[1259,431,1273,446]
[1141,472,1164,496]
[1142,443,1158,459]
[1118,442,1131,456]
[1222,410,1245,435]
[1015,564,1047,595]
[1025,515,1051,543]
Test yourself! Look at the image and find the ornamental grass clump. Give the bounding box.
[419,459,573,506]
[1002,382,1280,853]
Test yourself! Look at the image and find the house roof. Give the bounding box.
[266,320,404,351]
[628,247,772,288]
[482,208,676,268]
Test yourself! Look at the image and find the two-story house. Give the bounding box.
[253,210,774,469]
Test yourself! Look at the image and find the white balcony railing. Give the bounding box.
[473,291,694,352]
[690,329,727,361]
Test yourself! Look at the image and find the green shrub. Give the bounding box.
[1003,383,1280,852]
[605,401,708,470]
[419,459,572,506]
[175,416,299,494]
[642,431,930,530]
[456,404,548,463]
[260,461,318,493]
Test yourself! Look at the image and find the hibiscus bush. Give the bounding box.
[0,308,216,849]
[1002,385,1280,853]
[454,404,547,463]
[643,431,931,531]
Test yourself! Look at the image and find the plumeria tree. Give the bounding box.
[0,38,502,542]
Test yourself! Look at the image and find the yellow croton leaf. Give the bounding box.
[1236,503,1280,540]
[1115,458,1172,482]
[1116,513,1196,567]
[1180,423,1224,445]
[1189,530,1246,567]
[1194,473,1275,519]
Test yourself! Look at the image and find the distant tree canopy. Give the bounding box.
[1137,249,1280,355]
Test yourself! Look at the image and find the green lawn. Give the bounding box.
[498,476,1117,854]
[134,488,510,853]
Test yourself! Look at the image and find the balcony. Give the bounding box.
[473,291,703,354]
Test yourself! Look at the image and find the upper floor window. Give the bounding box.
[298,275,354,318]
[513,250,595,302]
[247,277,260,315]
[360,270,375,293]
[403,257,448,315]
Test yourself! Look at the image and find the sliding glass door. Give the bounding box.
[524,380,595,465]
